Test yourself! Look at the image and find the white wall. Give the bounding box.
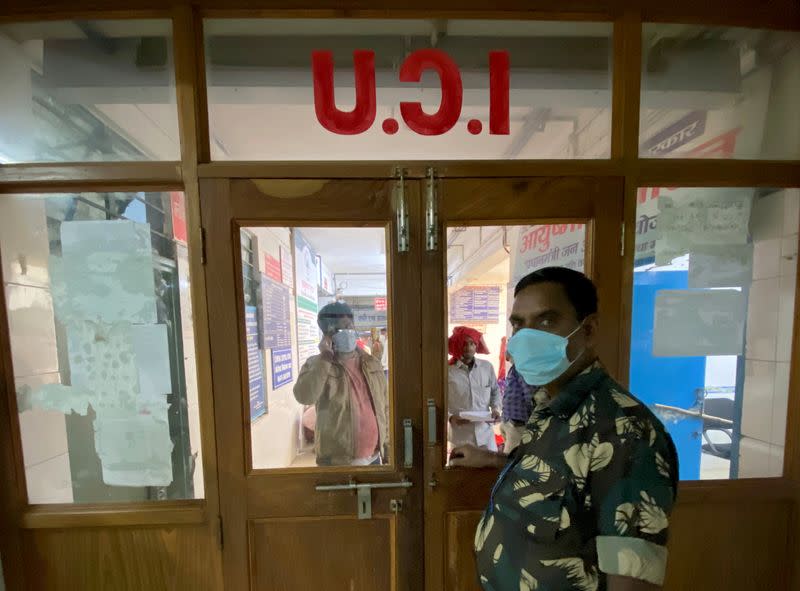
[0,198,73,503]
[739,189,799,477]
[176,243,205,497]
[0,33,35,161]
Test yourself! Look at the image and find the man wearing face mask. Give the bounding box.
[294,301,389,466]
[451,267,678,591]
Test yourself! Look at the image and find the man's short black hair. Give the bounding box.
[514,266,598,321]
[317,301,354,333]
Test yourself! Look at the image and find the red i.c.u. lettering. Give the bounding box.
[312,48,510,136]
[312,49,376,135]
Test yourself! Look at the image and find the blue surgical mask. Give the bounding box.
[332,329,358,353]
[507,323,584,386]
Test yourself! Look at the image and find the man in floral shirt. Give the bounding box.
[452,267,678,591]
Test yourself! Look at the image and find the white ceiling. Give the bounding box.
[300,227,387,275]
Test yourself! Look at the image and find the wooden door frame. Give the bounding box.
[200,176,425,591]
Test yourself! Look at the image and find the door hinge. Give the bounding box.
[620,221,626,257]
[217,514,224,549]
[200,227,208,265]
[425,167,439,251]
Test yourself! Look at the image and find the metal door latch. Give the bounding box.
[316,478,413,520]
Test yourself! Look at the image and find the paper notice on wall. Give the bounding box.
[634,194,660,263]
[93,409,174,487]
[130,324,172,403]
[294,230,319,304]
[51,220,157,324]
[655,189,753,265]
[294,230,319,367]
[653,289,746,357]
[280,245,294,288]
[450,286,501,323]
[297,342,319,368]
[688,245,754,288]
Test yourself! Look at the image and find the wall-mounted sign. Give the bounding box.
[313,49,510,137]
[640,111,707,156]
[294,230,319,367]
[449,286,501,324]
[271,347,294,390]
[246,306,267,420]
[260,275,292,350]
[374,296,387,312]
[264,253,282,284]
[510,224,586,285]
[170,192,187,244]
[280,245,294,288]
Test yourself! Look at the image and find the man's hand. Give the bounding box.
[449,444,505,468]
[449,415,471,427]
[319,335,334,357]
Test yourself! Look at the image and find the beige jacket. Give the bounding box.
[294,350,389,465]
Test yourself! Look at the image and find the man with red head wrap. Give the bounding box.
[447,326,501,451]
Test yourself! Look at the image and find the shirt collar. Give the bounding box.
[455,359,475,371]
[541,360,606,421]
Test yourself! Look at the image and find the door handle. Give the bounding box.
[403,418,413,468]
[427,398,437,445]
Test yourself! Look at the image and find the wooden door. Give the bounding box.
[201,177,424,591]
[421,176,625,591]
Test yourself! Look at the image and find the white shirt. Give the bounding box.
[447,358,501,450]
[381,336,390,371]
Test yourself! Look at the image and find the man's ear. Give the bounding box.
[583,313,600,346]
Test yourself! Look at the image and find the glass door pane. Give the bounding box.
[237,225,392,469]
[445,223,587,458]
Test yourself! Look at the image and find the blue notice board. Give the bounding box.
[246,305,267,419]
[260,274,292,349]
[271,347,294,390]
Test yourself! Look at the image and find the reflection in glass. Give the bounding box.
[630,187,799,480]
[640,25,800,159]
[0,192,202,503]
[0,20,180,163]
[242,227,391,469]
[445,224,587,460]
